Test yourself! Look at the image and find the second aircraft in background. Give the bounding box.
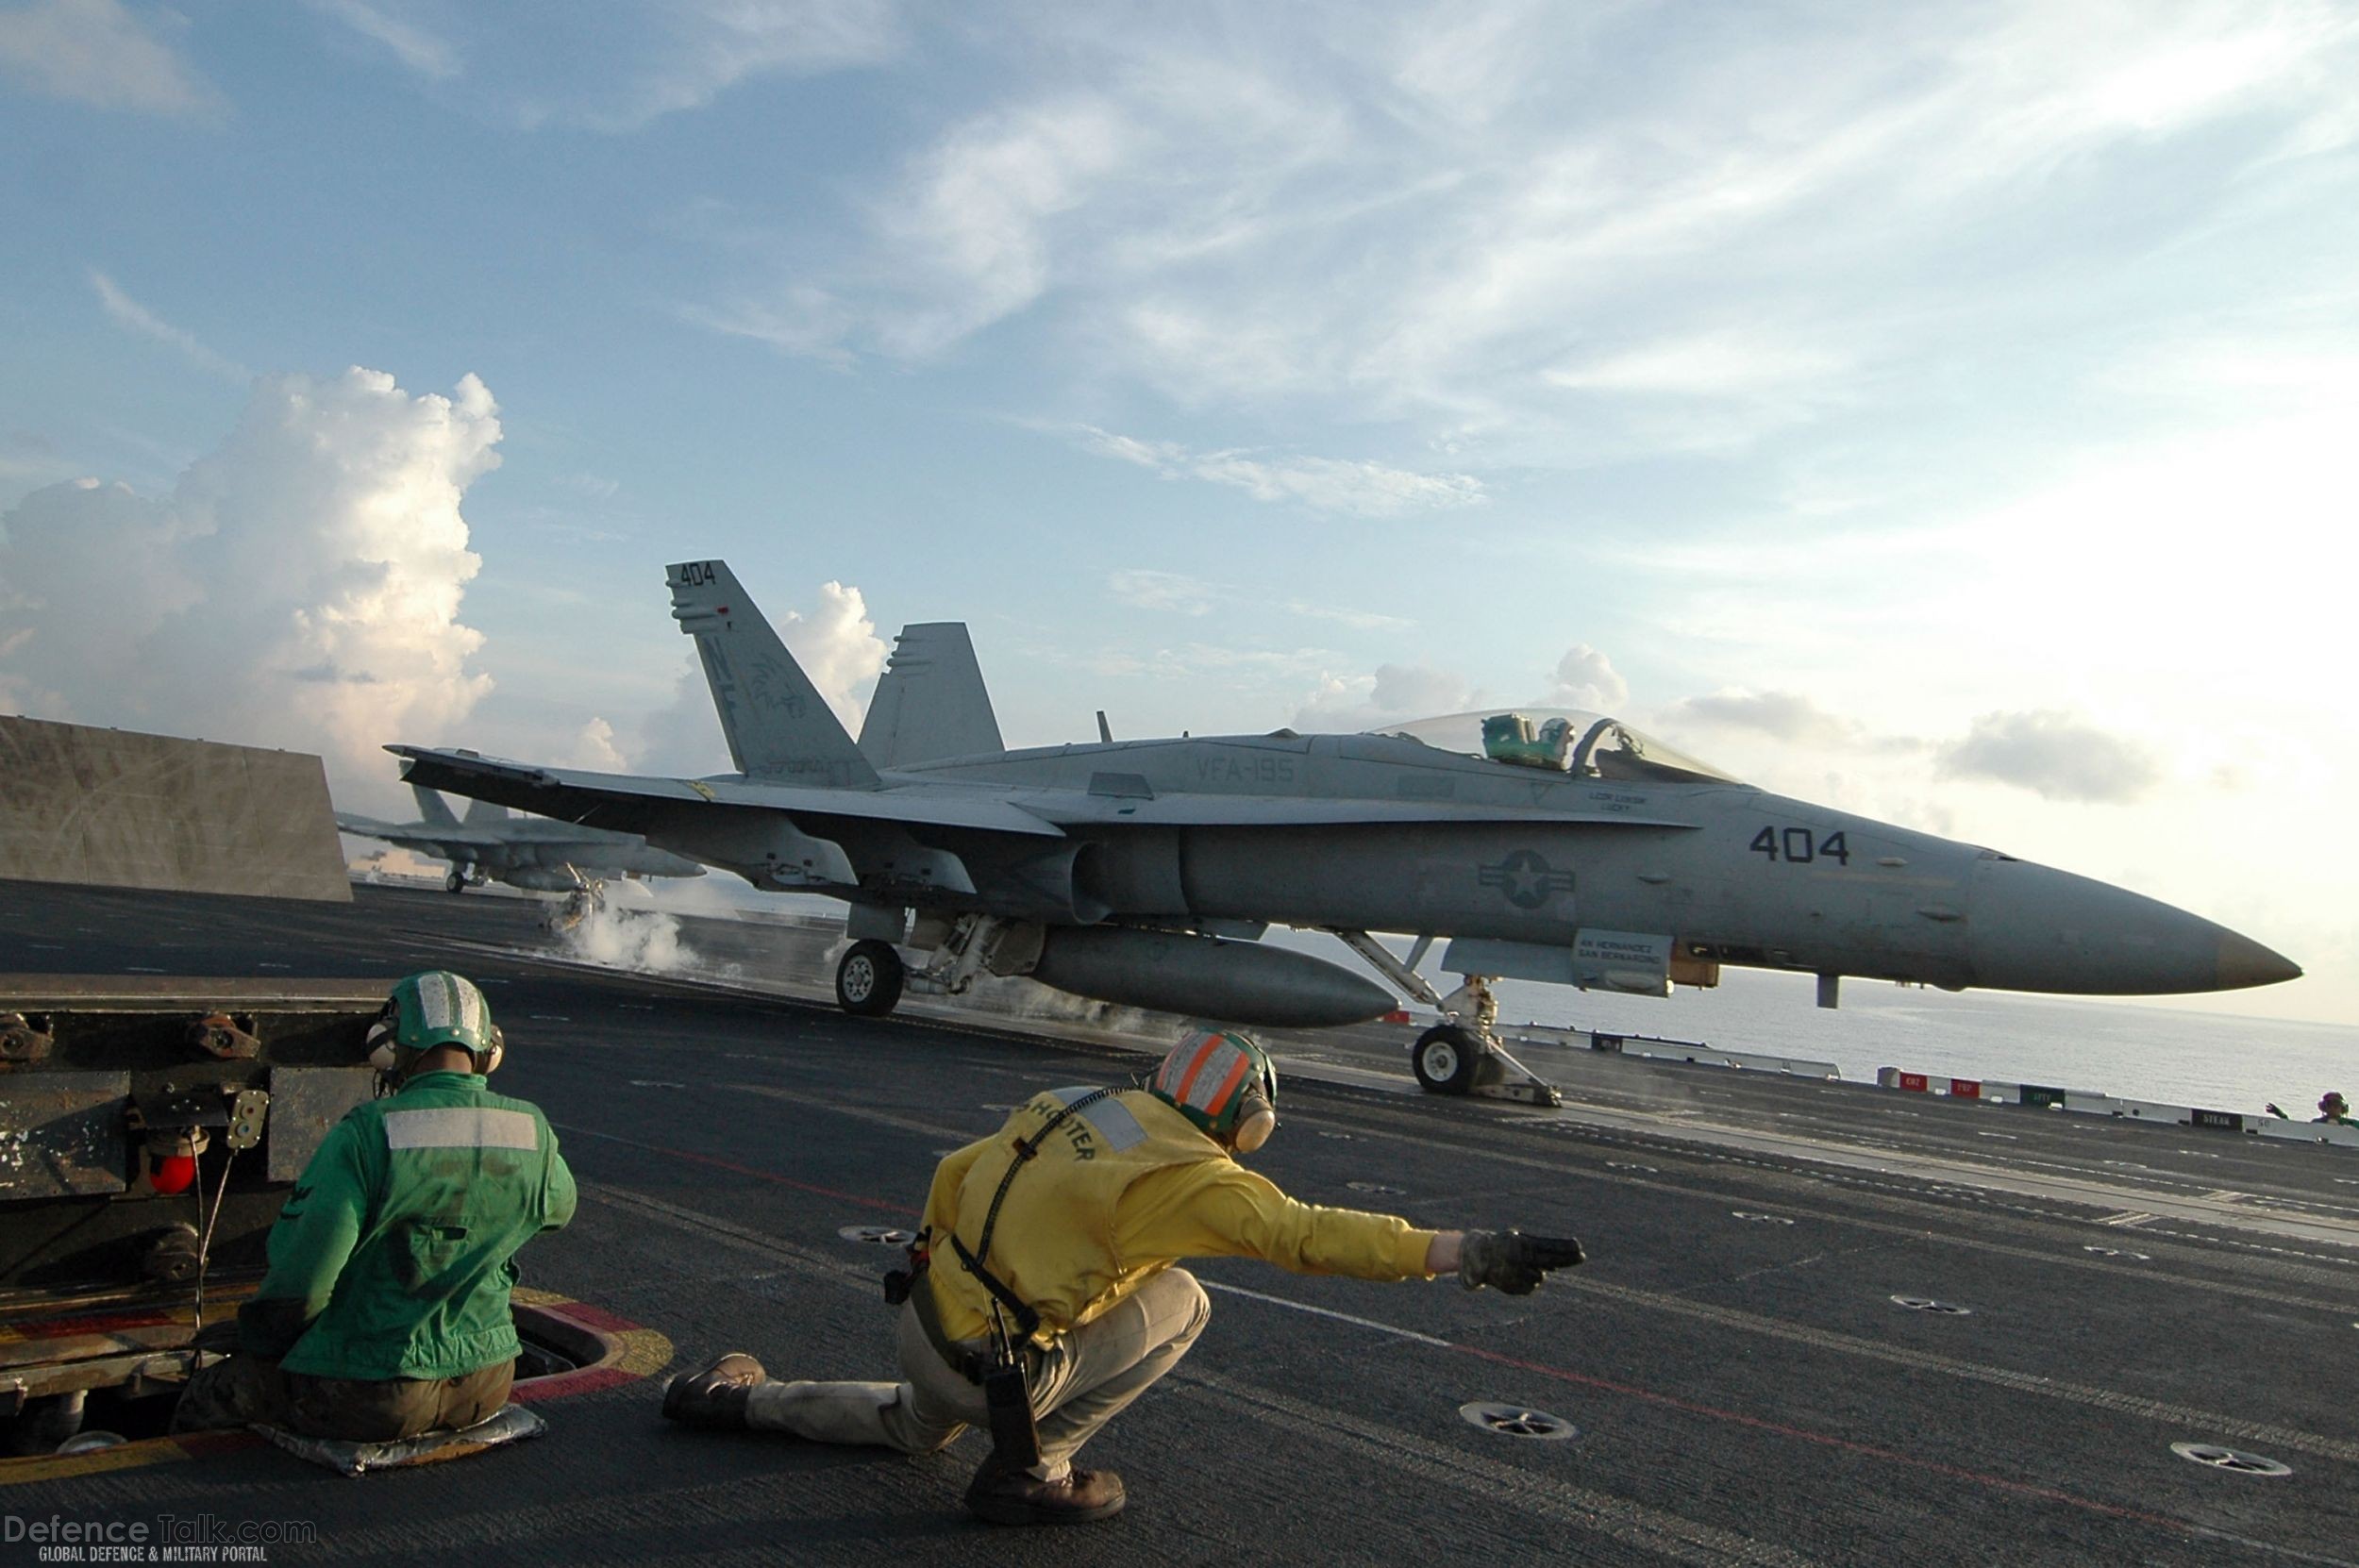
[337,785,707,898]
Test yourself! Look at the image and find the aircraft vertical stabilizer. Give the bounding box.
[411,785,460,828]
[858,622,1006,768]
[667,559,881,789]
[461,795,510,826]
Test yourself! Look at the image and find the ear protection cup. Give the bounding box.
[1231,1089,1277,1153]
[366,1007,401,1074]
[476,1025,504,1076]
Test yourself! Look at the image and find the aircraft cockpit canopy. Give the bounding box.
[1374,709,1741,785]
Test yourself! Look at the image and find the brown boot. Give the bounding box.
[661,1354,766,1429]
[964,1458,1127,1526]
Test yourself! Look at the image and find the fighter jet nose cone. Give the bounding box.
[2216,931,2301,991]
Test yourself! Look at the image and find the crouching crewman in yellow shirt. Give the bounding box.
[659,1028,1583,1526]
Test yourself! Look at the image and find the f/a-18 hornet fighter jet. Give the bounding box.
[391,560,2299,1105]
[337,785,706,896]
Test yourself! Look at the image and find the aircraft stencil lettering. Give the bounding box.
[392,559,2301,1104]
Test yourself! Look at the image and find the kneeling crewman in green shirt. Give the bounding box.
[174,971,576,1442]
[661,1028,1582,1526]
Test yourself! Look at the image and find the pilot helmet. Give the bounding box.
[1149,1028,1277,1152]
[2322,1092,2348,1115]
[367,971,504,1075]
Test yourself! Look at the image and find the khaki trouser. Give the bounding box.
[744,1266,1210,1475]
[172,1355,512,1442]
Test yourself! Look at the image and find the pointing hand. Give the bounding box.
[1459,1229,1585,1294]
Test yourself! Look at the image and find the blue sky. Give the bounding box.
[3,1,2354,1025]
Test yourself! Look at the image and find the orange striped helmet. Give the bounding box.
[1149,1028,1278,1152]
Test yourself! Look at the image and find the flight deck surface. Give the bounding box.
[5,880,2352,1566]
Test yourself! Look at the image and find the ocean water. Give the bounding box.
[1481,969,2351,1117]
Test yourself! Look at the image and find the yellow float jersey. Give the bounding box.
[922,1086,1439,1344]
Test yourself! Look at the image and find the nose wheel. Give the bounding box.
[1412,1026,1482,1094]
[1406,1008,1562,1106]
[836,941,906,1017]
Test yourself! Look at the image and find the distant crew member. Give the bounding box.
[2317,1092,2353,1125]
[174,972,575,1441]
[661,1028,1583,1526]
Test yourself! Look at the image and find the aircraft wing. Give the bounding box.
[334,820,484,857]
[387,746,1066,839]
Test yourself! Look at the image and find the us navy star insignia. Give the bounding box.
[1479,850,1577,910]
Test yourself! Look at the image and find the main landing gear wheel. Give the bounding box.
[444,869,467,894]
[1412,1025,1483,1095]
[836,940,906,1018]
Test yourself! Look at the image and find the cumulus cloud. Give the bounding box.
[91,271,246,381]
[1546,643,1628,712]
[0,367,500,809]
[562,716,630,772]
[1295,662,1482,730]
[1078,426,1482,517]
[1936,709,2163,803]
[779,579,889,730]
[0,0,217,114]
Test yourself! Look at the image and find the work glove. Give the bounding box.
[1459,1229,1585,1294]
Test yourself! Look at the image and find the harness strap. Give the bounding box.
[950,1088,1116,1343]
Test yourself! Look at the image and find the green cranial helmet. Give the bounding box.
[371,971,498,1064]
[1147,1028,1279,1151]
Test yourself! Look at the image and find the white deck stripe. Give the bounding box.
[1201,1280,1454,1347]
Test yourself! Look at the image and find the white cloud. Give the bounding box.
[677,1,2357,461]
[1295,662,1482,731]
[1546,644,1628,712]
[1103,564,1413,632]
[0,0,217,114]
[1108,569,1214,616]
[563,715,629,772]
[1075,425,1482,517]
[0,368,500,810]
[90,270,246,381]
[303,0,458,79]
[604,0,903,128]
[1673,689,1863,746]
[1543,331,1849,397]
[870,98,1133,356]
[1936,709,2164,804]
[776,578,888,731]
[1283,600,1414,633]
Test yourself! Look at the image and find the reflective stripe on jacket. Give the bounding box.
[241,1071,576,1381]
